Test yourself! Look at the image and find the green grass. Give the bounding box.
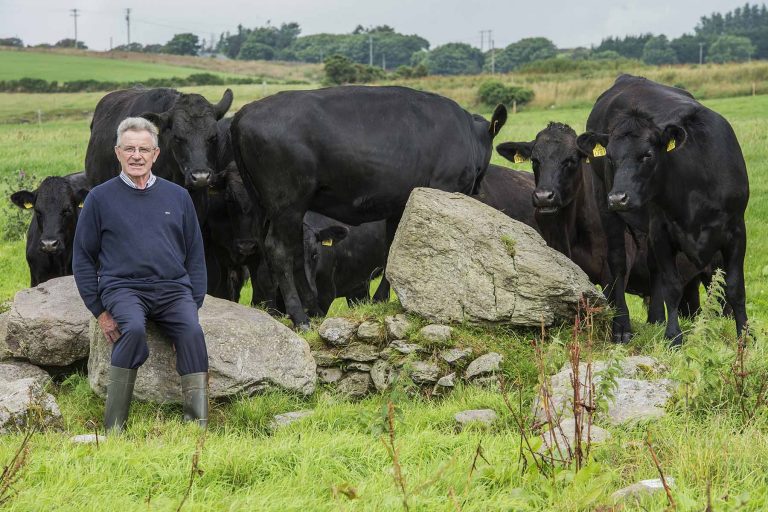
[1,88,768,510]
[0,49,234,82]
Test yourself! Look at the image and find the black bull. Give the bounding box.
[576,74,749,345]
[231,85,507,329]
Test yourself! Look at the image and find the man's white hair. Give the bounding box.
[115,117,159,147]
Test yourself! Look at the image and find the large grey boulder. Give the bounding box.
[89,295,316,402]
[535,356,673,425]
[386,188,604,325]
[0,378,61,434]
[0,362,50,387]
[4,276,91,366]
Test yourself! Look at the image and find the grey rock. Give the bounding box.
[318,317,358,347]
[389,340,423,355]
[0,378,61,434]
[440,348,473,365]
[317,367,343,384]
[370,360,396,392]
[472,375,500,389]
[339,343,380,362]
[409,361,440,385]
[386,188,604,325]
[336,372,372,398]
[5,276,90,366]
[270,410,313,430]
[0,362,50,387]
[89,295,316,403]
[347,362,372,372]
[534,356,673,425]
[436,373,456,388]
[539,418,611,457]
[312,349,341,367]
[384,314,412,340]
[70,433,107,444]
[455,409,497,428]
[0,311,10,360]
[612,478,675,502]
[465,352,503,380]
[419,324,453,343]
[357,321,383,342]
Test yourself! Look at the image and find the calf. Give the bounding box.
[231,85,506,328]
[473,164,538,231]
[576,75,748,344]
[10,172,89,286]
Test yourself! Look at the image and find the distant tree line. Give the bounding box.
[1,3,766,78]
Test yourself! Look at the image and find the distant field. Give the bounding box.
[0,49,233,82]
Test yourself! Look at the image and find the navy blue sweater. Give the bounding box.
[73,177,206,317]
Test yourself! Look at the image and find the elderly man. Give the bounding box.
[73,117,208,433]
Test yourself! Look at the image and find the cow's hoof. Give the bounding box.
[666,331,683,348]
[296,322,311,332]
[612,331,632,344]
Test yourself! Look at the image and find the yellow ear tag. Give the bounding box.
[666,139,676,152]
[321,239,333,247]
[23,202,33,209]
[585,157,590,164]
[513,152,527,164]
[78,202,84,208]
[592,143,606,158]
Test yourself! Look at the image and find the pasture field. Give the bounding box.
[0,86,767,510]
[0,49,238,83]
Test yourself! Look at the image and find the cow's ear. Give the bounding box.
[213,89,234,121]
[140,111,170,132]
[496,141,534,164]
[316,226,349,247]
[73,188,89,208]
[662,124,687,152]
[488,104,508,138]
[576,132,610,159]
[10,190,35,210]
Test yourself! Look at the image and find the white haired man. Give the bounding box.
[73,117,208,433]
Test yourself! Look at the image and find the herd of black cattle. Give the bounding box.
[9,74,749,346]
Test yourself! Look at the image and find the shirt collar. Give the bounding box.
[119,171,156,189]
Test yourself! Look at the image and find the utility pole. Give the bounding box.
[125,8,131,45]
[480,30,491,52]
[369,34,373,66]
[382,53,386,71]
[490,32,495,74]
[699,42,704,65]
[70,8,79,48]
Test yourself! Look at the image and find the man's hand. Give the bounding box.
[98,311,121,343]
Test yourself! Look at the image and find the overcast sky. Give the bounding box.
[0,0,744,51]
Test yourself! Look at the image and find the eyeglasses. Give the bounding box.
[118,146,156,155]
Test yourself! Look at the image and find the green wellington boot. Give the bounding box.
[181,372,209,428]
[104,366,138,433]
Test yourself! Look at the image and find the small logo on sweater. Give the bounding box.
[164,211,170,215]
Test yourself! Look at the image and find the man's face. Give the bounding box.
[115,129,159,180]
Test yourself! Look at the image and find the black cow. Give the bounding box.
[10,172,90,287]
[85,87,233,222]
[576,75,749,344]
[497,122,706,324]
[473,164,538,231]
[231,85,507,328]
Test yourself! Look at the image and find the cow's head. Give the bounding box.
[470,104,508,194]
[497,122,583,215]
[207,166,261,265]
[302,221,348,297]
[577,110,686,211]
[10,176,88,255]
[141,89,233,189]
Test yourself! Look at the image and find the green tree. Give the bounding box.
[425,43,484,75]
[0,37,23,47]
[670,34,706,63]
[238,36,276,60]
[494,37,557,72]
[478,80,534,108]
[55,38,87,49]
[596,34,653,59]
[164,33,200,56]
[642,35,678,65]
[708,34,755,62]
[113,42,144,52]
[324,54,357,84]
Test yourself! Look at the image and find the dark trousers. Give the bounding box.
[101,283,208,375]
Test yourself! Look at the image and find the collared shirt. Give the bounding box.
[119,171,156,189]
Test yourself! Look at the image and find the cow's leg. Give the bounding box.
[678,276,701,318]
[603,221,632,344]
[650,226,684,346]
[372,215,400,302]
[292,239,322,318]
[722,221,748,338]
[266,212,311,329]
[646,245,666,324]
